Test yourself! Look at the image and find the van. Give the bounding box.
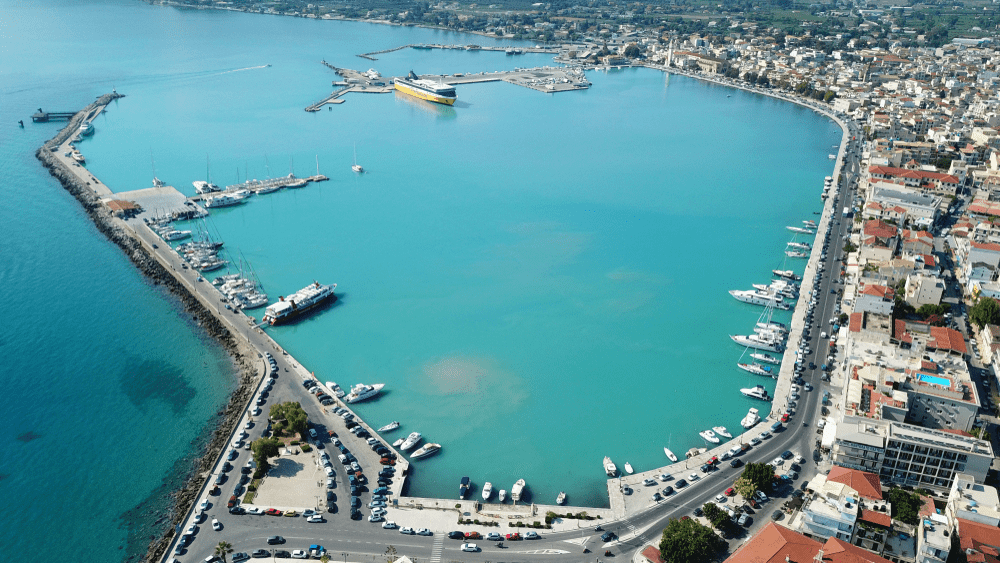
[728,445,742,457]
[770,421,782,432]
[308,429,318,440]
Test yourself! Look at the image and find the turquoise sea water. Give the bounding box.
[0,0,840,558]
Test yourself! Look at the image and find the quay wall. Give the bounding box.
[35,96,265,563]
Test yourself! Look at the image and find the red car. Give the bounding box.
[465,532,482,539]
[227,495,237,508]
[506,533,521,541]
[725,487,735,496]
[780,414,790,423]
[265,508,283,516]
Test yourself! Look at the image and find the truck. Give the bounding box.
[842,207,851,217]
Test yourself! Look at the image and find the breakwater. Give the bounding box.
[35,94,265,563]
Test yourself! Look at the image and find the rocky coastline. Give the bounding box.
[36,95,263,563]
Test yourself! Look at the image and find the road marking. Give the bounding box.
[511,549,570,554]
[562,537,589,546]
[430,534,444,563]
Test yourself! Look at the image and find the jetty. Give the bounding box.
[306,62,589,110]
[31,110,77,122]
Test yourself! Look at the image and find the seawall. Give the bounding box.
[35,94,264,563]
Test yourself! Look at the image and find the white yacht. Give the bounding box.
[378,421,400,432]
[79,121,95,136]
[400,432,422,451]
[756,320,789,333]
[750,353,781,365]
[664,448,677,462]
[741,408,761,429]
[730,334,784,353]
[345,383,384,404]
[624,462,634,474]
[411,443,441,459]
[699,430,720,443]
[787,226,815,234]
[787,241,811,250]
[498,489,507,502]
[603,456,617,477]
[785,250,808,258]
[712,426,732,439]
[392,437,404,447]
[482,482,493,501]
[193,180,221,194]
[772,270,800,281]
[511,479,525,502]
[737,362,775,377]
[162,230,192,241]
[556,491,566,505]
[204,191,249,208]
[740,385,771,401]
[730,289,786,308]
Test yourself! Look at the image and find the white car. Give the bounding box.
[794,455,806,464]
[291,550,308,559]
[461,543,479,552]
[368,514,384,523]
[212,518,221,531]
[199,499,209,511]
[714,494,727,503]
[247,507,264,515]
[688,473,699,482]
[371,507,387,516]
[416,528,433,536]
[382,521,398,529]
[400,527,414,535]
[307,515,324,523]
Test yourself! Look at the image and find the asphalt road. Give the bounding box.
[167,120,866,563]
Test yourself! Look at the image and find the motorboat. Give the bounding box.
[378,421,400,432]
[345,383,384,404]
[603,456,617,477]
[400,432,422,451]
[730,334,784,353]
[411,443,441,459]
[498,490,507,502]
[712,426,732,439]
[556,491,566,505]
[162,230,192,241]
[741,408,761,429]
[755,321,788,333]
[738,362,774,377]
[71,150,85,163]
[751,353,781,365]
[730,289,786,308]
[772,270,800,281]
[699,430,720,443]
[460,476,470,499]
[664,448,677,462]
[511,479,525,502]
[392,438,404,447]
[624,462,634,474]
[482,482,493,501]
[79,121,95,136]
[740,385,771,401]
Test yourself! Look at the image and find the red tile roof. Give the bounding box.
[858,509,892,527]
[918,495,936,518]
[820,537,895,563]
[863,220,899,239]
[868,165,959,184]
[928,326,968,354]
[893,319,913,343]
[827,466,884,500]
[958,518,1000,563]
[971,241,1000,253]
[726,523,822,563]
[860,285,894,299]
[641,546,665,563]
[939,428,975,438]
[850,312,864,333]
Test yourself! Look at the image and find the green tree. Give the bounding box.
[623,43,641,58]
[702,502,730,529]
[917,303,951,319]
[658,516,725,563]
[970,297,1000,328]
[738,463,775,498]
[269,401,309,438]
[251,436,281,477]
[215,541,234,563]
[889,488,924,525]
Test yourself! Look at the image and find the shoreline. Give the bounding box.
[35,95,266,563]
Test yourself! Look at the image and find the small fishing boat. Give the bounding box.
[511,479,526,502]
[498,489,507,502]
[556,491,566,505]
[482,482,493,501]
[712,426,732,439]
[624,462,634,475]
[664,448,678,462]
[603,456,617,477]
[378,421,400,432]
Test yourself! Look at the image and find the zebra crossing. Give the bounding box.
[429,534,444,563]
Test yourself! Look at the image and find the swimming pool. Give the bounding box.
[919,373,951,387]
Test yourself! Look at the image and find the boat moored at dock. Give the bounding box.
[556,491,566,505]
[459,476,470,498]
[738,362,774,377]
[603,456,617,477]
[511,479,525,502]
[699,430,720,443]
[411,443,441,459]
[750,353,781,365]
[378,421,400,432]
[730,333,785,353]
[624,462,634,474]
[345,383,384,403]
[400,432,422,451]
[262,281,337,325]
[740,385,771,401]
[394,70,457,105]
[482,482,493,500]
[664,448,677,462]
[741,408,761,429]
[712,426,732,439]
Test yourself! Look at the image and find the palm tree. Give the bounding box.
[215,541,234,563]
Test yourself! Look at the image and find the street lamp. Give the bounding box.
[341,552,347,563]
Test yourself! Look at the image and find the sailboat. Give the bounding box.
[352,144,364,173]
[351,143,365,174]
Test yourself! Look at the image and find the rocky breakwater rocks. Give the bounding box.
[35,93,264,563]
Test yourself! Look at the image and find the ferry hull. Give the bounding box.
[395,83,456,105]
[267,292,337,326]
